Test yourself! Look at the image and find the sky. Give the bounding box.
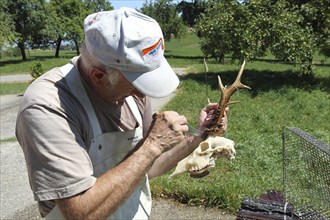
[111,0,189,10]
[111,0,148,10]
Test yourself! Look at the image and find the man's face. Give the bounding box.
[101,70,144,102]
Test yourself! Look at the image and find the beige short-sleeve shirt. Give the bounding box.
[15,57,152,216]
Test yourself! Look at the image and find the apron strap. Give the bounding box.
[61,63,102,137]
[125,96,142,127]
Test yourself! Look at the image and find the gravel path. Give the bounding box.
[0,74,32,83]
[0,73,236,219]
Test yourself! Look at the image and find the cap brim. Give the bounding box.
[121,58,179,98]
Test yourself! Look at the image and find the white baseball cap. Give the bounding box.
[83,7,179,98]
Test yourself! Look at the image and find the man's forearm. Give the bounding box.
[56,110,188,219]
[56,144,160,220]
[148,136,203,178]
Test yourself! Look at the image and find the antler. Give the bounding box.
[205,60,251,136]
[171,61,250,179]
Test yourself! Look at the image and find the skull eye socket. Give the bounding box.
[200,142,210,151]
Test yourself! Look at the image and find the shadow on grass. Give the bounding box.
[165,54,205,61]
[180,69,330,96]
[0,54,75,67]
[253,57,330,68]
[0,59,31,66]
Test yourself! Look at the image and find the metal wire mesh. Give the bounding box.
[282,127,330,220]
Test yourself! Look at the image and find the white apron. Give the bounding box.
[45,63,152,219]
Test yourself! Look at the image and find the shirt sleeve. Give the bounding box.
[134,95,153,137]
[16,104,96,201]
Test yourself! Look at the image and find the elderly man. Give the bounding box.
[16,8,224,219]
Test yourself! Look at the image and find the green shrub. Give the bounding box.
[30,61,44,81]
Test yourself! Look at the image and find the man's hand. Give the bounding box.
[197,103,229,132]
[145,111,188,154]
[147,106,229,178]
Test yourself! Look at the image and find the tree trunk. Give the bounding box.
[73,39,80,55]
[55,37,62,58]
[220,52,225,64]
[18,41,27,60]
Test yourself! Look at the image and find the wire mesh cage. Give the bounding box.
[236,127,329,219]
[282,127,330,220]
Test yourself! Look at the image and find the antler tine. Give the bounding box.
[237,60,245,77]
[217,75,226,94]
[203,57,209,73]
[233,60,251,90]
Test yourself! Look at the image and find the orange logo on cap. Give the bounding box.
[142,38,164,57]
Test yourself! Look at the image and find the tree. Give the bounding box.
[73,0,113,54]
[4,0,46,60]
[140,0,186,41]
[85,0,113,12]
[46,0,83,57]
[196,0,330,74]
[196,0,246,63]
[177,0,207,27]
[245,0,330,74]
[289,0,330,52]
[38,2,64,53]
[48,0,113,57]
[1,0,114,59]
[0,0,16,58]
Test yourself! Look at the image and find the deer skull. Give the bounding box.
[170,61,249,178]
[169,136,235,178]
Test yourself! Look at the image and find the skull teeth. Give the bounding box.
[190,170,210,178]
[189,164,211,173]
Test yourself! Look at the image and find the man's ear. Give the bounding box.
[90,68,107,86]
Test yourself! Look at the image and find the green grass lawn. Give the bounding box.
[0,82,29,95]
[1,33,329,213]
[0,50,77,95]
[153,34,329,213]
[0,50,76,75]
[151,62,329,212]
